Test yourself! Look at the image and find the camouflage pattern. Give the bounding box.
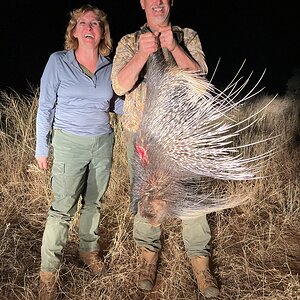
[111,24,208,132]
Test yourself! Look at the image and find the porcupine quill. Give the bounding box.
[131,48,277,226]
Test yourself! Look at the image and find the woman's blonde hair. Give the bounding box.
[64,4,112,56]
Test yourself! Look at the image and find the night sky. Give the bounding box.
[2,0,299,96]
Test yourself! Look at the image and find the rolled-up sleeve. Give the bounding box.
[111,35,137,96]
[184,28,208,75]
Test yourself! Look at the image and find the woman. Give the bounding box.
[35,4,123,299]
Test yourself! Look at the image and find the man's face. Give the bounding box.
[140,0,173,27]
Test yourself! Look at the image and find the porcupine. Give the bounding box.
[130,49,274,227]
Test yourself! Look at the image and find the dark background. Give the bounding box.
[1,0,299,96]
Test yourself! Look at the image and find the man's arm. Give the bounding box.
[112,32,159,95]
[159,25,208,74]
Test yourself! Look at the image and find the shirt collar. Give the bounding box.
[65,50,111,70]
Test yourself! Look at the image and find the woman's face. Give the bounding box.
[73,11,102,49]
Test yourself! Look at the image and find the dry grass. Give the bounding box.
[0,88,299,300]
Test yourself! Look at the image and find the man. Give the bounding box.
[111,0,219,298]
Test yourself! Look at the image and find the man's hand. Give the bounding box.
[36,156,48,170]
[158,24,177,52]
[138,32,159,58]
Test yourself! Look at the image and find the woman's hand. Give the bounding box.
[36,156,48,169]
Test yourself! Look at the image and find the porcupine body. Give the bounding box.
[131,50,273,226]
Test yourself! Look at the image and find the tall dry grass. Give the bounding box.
[0,88,299,300]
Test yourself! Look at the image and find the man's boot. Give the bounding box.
[38,271,57,300]
[137,247,158,291]
[79,251,106,275]
[191,256,220,298]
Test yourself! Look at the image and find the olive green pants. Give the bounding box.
[41,130,114,272]
[125,130,211,258]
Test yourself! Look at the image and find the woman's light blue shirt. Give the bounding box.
[35,50,123,157]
